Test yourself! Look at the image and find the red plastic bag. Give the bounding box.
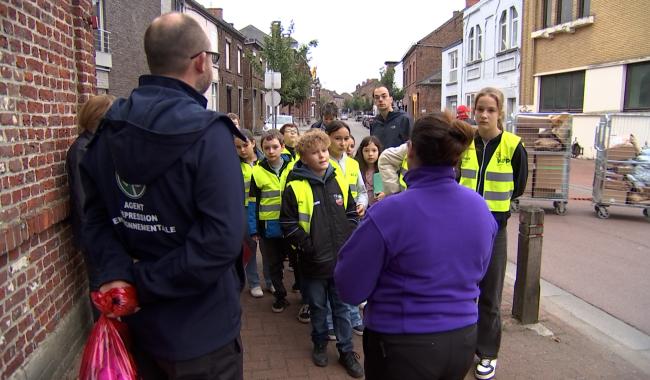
[79,287,139,380]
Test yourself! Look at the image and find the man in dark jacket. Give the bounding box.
[280,130,364,378]
[80,13,246,379]
[370,86,413,148]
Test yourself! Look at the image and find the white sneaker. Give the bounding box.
[475,358,497,380]
[250,286,264,298]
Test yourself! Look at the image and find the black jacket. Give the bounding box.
[67,130,93,251]
[310,120,326,131]
[370,110,413,148]
[280,162,358,279]
[463,132,528,228]
[81,75,246,361]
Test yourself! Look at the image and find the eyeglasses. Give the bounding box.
[190,50,220,65]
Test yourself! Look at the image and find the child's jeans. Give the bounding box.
[244,234,271,289]
[303,277,354,353]
[327,302,362,330]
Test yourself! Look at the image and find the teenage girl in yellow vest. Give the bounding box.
[235,129,272,299]
[248,130,294,313]
[458,87,528,380]
[324,121,367,336]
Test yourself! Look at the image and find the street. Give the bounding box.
[340,120,650,336]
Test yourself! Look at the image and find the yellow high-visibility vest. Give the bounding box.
[286,174,349,234]
[330,156,360,199]
[251,163,290,220]
[398,158,409,191]
[240,161,256,207]
[459,131,520,212]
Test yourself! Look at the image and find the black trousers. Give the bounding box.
[259,237,287,300]
[134,335,243,380]
[476,224,508,358]
[363,325,477,380]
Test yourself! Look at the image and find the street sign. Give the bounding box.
[264,90,281,107]
[264,71,281,89]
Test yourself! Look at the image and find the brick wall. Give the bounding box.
[521,0,650,105]
[105,0,161,97]
[0,0,95,377]
[403,11,463,119]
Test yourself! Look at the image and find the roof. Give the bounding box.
[418,70,442,86]
[240,24,268,46]
[185,0,246,41]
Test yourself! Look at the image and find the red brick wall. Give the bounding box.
[0,0,95,376]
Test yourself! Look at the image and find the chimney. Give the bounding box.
[465,0,480,8]
[207,7,223,19]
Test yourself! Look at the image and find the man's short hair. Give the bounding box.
[144,13,210,76]
[320,102,338,119]
[372,86,391,98]
[296,129,330,157]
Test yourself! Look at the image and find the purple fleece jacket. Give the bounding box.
[335,166,497,334]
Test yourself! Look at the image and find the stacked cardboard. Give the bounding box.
[602,142,650,205]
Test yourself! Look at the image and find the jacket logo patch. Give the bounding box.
[333,194,343,206]
[495,151,511,165]
[390,125,396,129]
[115,172,146,199]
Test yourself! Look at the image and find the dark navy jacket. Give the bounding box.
[370,110,413,149]
[80,75,246,361]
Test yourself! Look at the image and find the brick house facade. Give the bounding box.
[0,0,96,377]
[401,11,463,119]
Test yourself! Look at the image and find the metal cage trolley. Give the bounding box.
[592,114,650,221]
[507,113,572,215]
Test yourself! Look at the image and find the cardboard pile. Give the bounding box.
[515,114,571,152]
[603,140,650,205]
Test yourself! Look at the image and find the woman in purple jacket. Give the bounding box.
[335,112,498,380]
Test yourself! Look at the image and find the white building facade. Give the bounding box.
[442,0,522,117]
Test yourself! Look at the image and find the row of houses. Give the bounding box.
[92,0,322,131]
[395,0,649,153]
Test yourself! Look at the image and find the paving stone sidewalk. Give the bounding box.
[241,254,644,379]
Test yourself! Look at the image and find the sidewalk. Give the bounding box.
[240,256,646,379]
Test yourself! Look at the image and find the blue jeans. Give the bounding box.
[303,277,353,353]
[327,302,362,330]
[244,234,271,289]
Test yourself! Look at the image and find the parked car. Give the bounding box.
[362,115,374,129]
[340,113,349,120]
[264,115,293,131]
[355,114,363,122]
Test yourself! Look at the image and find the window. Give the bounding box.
[500,11,508,52]
[540,70,585,112]
[507,97,517,118]
[510,7,519,48]
[210,83,218,111]
[225,41,231,70]
[557,0,573,24]
[476,26,482,60]
[579,0,590,17]
[466,93,476,111]
[311,87,315,97]
[238,88,243,115]
[468,27,475,62]
[237,48,242,74]
[446,96,457,111]
[543,0,553,28]
[449,50,458,83]
[624,61,650,111]
[226,86,232,112]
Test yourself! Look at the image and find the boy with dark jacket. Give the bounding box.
[280,130,364,378]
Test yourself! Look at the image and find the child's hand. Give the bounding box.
[374,192,385,202]
[356,204,366,217]
[251,234,260,242]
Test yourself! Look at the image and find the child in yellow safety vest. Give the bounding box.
[235,129,271,299]
[248,130,294,313]
[279,130,364,378]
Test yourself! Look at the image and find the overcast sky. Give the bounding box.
[197,0,467,94]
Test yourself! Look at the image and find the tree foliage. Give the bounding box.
[380,66,404,101]
[345,96,373,112]
[250,21,318,109]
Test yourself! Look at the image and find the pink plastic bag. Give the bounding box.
[78,287,139,380]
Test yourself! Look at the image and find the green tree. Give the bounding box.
[380,66,404,101]
[250,21,318,114]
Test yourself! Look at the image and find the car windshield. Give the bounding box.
[267,115,292,125]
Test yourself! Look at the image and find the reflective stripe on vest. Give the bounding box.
[459,131,520,212]
[287,175,349,234]
[241,162,254,207]
[251,164,290,220]
[398,158,409,191]
[330,156,360,199]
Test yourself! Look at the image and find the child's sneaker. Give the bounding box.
[297,304,310,323]
[250,286,263,298]
[475,358,497,380]
[271,298,289,313]
[327,329,337,341]
[352,324,365,336]
[338,351,364,378]
[312,343,328,367]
